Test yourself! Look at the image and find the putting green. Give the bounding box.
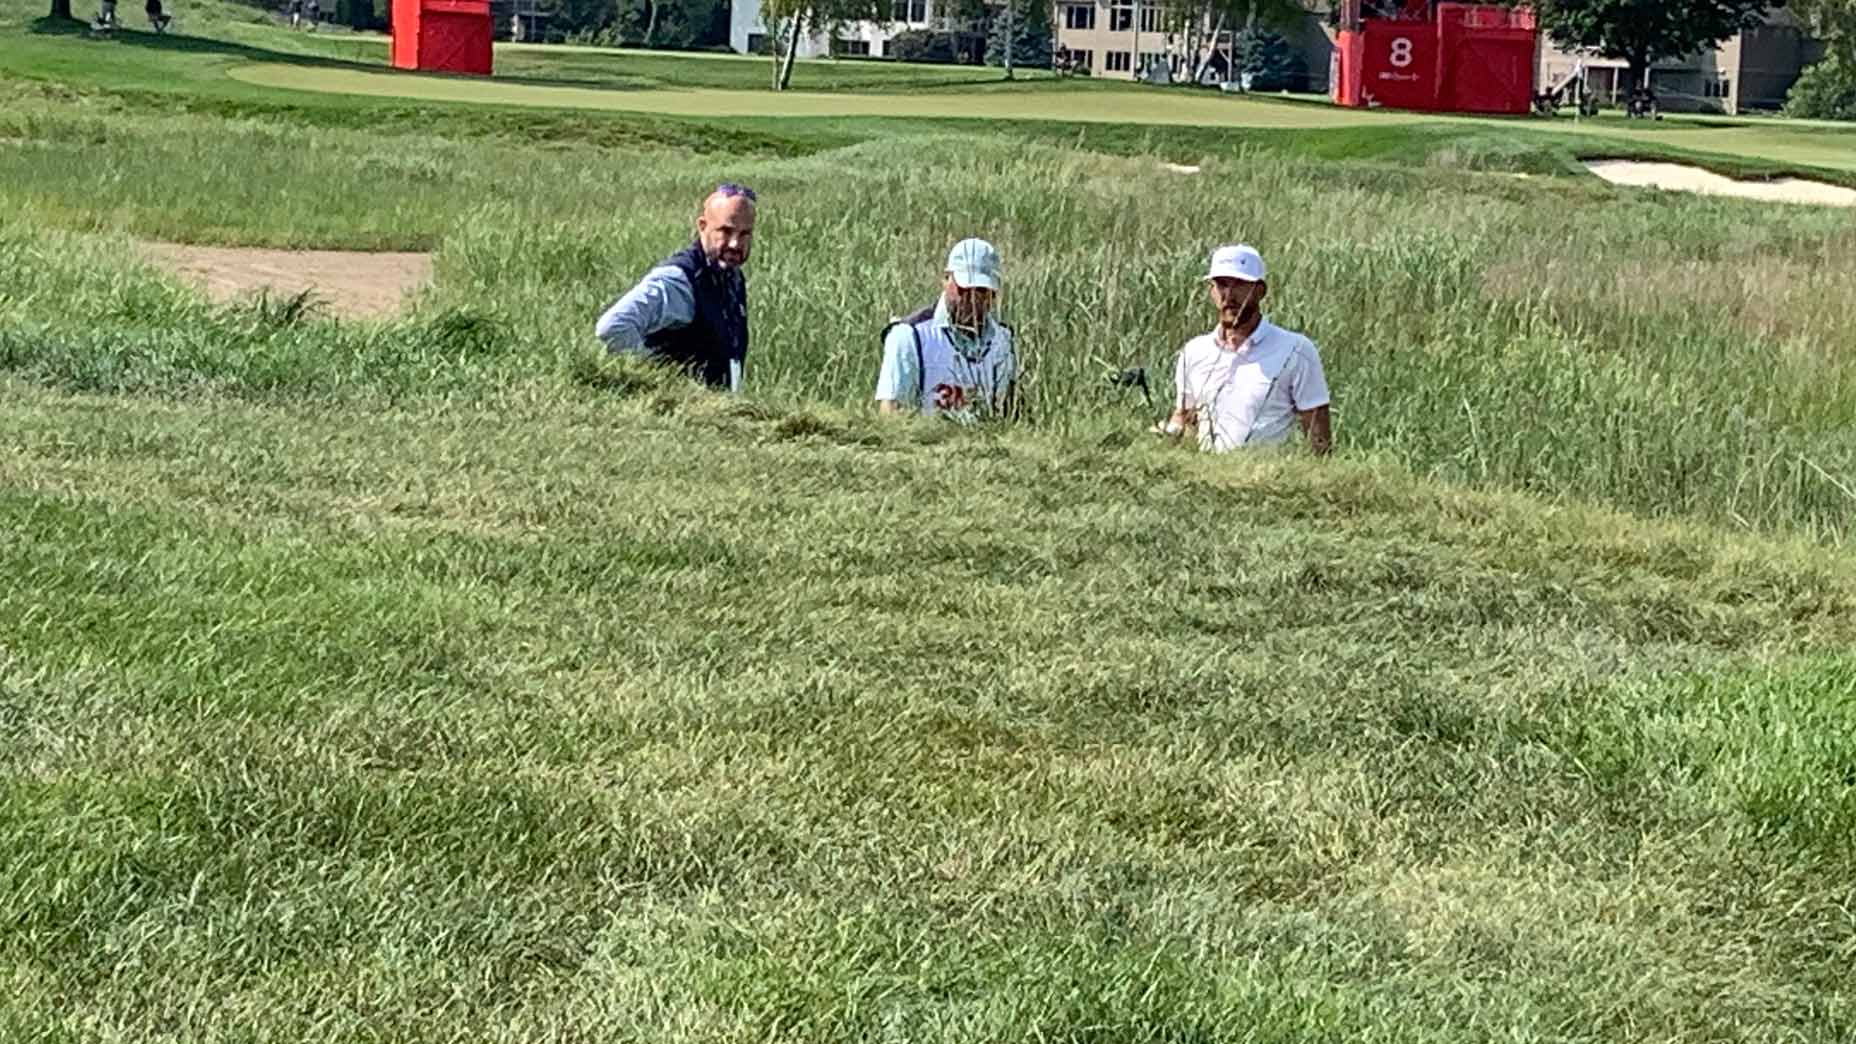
[230,62,1415,128]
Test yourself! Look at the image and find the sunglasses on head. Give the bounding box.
[715,182,758,202]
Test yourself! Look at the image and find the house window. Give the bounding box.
[891,0,926,22]
[1061,48,1094,70]
[1704,76,1731,98]
[1105,50,1131,72]
[1140,50,1166,73]
[1109,4,1132,30]
[836,38,870,56]
[1139,6,1160,31]
[747,32,766,53]
[1064,4,1094,30]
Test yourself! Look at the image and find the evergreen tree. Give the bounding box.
[985,0,1054,70]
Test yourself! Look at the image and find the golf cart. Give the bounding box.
[1625,85,1660,119]
[1533,63,1600,117]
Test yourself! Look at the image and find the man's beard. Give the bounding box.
[1222,302,1259,329]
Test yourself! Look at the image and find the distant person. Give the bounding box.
[1153,244,1331,454]
[92,0,117,29]
[875,238,1018,422]
[288,0,301,27]
[145,0,171,31]
[594,183,756,393]
[304,0,319,30]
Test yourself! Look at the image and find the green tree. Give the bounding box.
[1786,50,1856,117]
[937,0,988,61]
[542,0,623,41]
[1157,0,1310,84]
[763,0,888,88]
[1784,0,1856,119]
[985,0,1053,70]
[619,0,725,48]
[1536,0,1774,93]
[1233,26,1305,89]
[1791,0,1856,59]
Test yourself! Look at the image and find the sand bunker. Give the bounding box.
[1584,160,1856,207]
[137,242,433,318]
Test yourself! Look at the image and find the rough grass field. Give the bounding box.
[4,2,1856,1041]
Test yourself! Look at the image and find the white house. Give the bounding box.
[730,0,938,58]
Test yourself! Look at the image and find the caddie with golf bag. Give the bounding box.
[874,237,1019,423]
[1154,244,1331,455]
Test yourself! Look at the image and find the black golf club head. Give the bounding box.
[1106,366,1153,407]
[1107,366,1148,390]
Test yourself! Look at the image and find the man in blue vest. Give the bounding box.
[874,237,1019,422]
[595,184,756,393]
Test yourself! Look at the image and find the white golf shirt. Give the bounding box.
[1173,319,1329,452]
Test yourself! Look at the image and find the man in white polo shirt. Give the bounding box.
[1156,244,1331,455]
[875,238,1018,423]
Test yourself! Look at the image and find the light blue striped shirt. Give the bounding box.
[594,265,742,392]
[595,265,695,351]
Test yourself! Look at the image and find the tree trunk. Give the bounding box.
[1191,8,1226,84]
[1182,13,1199,80]
[642,0,659,47]
[1004,0,1013,79]
[1623,53,1651,113]
[775,11,806,91]
[1236,1,1256,86]
[50,0,73,20]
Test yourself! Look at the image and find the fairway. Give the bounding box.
[231,61,1416,127]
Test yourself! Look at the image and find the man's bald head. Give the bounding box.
[697,184,757,269]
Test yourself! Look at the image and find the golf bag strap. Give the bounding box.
[881,305,937,403]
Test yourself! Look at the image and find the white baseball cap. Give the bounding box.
[946,237,1002,291]
[1205,243,1266,283]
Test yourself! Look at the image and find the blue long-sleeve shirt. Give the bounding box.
[594,263,744,393]
[595,265,694,350]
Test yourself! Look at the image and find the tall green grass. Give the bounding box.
[5,100,1852,541]
[6,30,1856,1042]
[4,377,1855,1041]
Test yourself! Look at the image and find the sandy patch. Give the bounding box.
[136,241,433,318]
[1584,160,1856,207]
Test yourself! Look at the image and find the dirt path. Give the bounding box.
[1583,160,1856,207]
[136,241,434,318]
